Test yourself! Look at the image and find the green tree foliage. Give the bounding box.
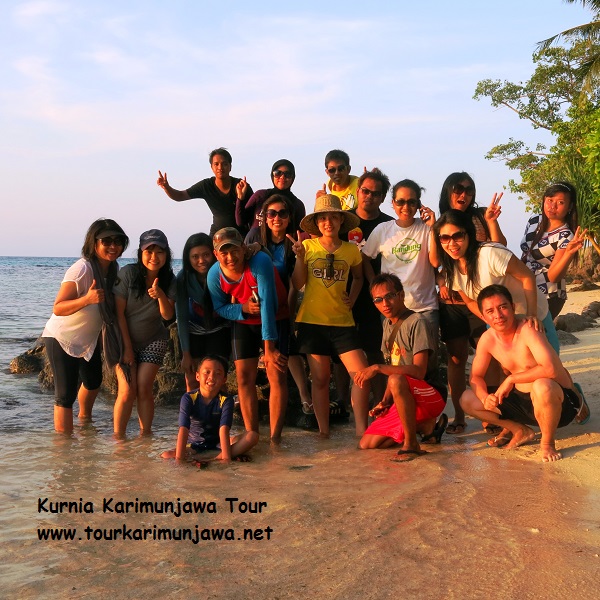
[473,38,600,238]
[538,0,600,95]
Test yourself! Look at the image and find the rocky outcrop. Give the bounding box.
[554,312,597,333]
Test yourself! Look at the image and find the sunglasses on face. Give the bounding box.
[438,231,467,245]
[392,199,418,208]
[97,236,125,247]
[273,170,293,179]
[265,208,290,219]
[325,253,335,280]
[359,187,383,199]
[372,291,400,304]
[326,165,347,175]
[452,184,475,196]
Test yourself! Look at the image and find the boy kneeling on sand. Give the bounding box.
[161,355,258,463]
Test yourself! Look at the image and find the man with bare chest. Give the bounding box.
[460,284,588,462]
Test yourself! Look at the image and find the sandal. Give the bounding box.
[483,423,503,435]
[446,422,467,435]
[487,434,512,448]
[301,400,314,415]
[421,413,448,444]
[574,383,591,425]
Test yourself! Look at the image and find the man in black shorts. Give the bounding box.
[460,284,589,462]
[157,148,253,235]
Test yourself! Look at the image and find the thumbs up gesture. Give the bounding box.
[85,279,105,305]
[147,278,161,300]
[316,183,327,199]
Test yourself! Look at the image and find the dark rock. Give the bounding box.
[570,281,600,292]
[582,301,600,320]
[10,345,45,374]
[557,330,580,346]
[554,312,596,332]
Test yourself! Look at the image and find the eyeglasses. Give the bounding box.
[438,231,467,245]
[372,291,400,304]
[452,184,475,196]
[325,253,335,280]
[265,208,290,219]
[359,187,383,199]
[326,165,347,175]
[273,170,293,179]
[97,236,125,247]
[392,198,418,208]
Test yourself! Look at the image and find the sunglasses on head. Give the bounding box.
[265,208,290,219]
[452,184,475,196]
[372,291,400,304]
[273,170,293,179]
[359,187,383,199]
[392,198,418,208]
[326,165,347,175]
[97,236,125,247]
[438,231,467,244]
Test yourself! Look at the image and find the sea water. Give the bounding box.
[2,257,598,599]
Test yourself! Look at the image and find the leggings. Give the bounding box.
[44,337,102,408]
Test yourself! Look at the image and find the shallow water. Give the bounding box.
[2,257,600,598]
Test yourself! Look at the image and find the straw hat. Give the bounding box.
[299,194,360,236]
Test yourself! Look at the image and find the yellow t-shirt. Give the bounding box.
[296,238,362,326]
[328,175,359,211]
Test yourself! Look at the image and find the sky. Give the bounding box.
[0,0,592,258]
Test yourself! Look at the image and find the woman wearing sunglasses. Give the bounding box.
[42,218,129,433]
[436,172,507,433]
[245,195,313,413]
[434,209,558,351]
[361,179,438,334]
[236,159,306,232]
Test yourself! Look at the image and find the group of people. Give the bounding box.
[42,147,590,463]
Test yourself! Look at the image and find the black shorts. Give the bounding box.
[189,328,231,362]
[439,302,486,344]
[190,438,220,452]
[296,323,361,356]
[231,320,289,361]
[490,386,579,428]
[44,337,102,408]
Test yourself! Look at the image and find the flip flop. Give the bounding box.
[484,424,503,435]
[391,449,428,462]
[574,383,591,425]
[421,413,448,444]
[301,400,314,415]
[487,434,511,448]
[446,422,467,435]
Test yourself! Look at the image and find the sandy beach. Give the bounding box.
[4,287,600,599]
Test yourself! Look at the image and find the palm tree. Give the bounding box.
[538,1,600,94]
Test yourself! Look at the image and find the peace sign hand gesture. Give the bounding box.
[286,231,305,259]
[485,192,503,222]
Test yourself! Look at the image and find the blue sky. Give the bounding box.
[0,0,591,257]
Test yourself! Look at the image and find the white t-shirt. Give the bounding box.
[453,243,549,320]
[42,258,103,360]
[362,219,438,312]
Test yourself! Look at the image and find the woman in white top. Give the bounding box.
[433,210,559,353]
[42,218,129,433]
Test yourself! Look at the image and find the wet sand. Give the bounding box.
[4,288,600,599]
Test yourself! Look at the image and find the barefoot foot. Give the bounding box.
[541,443,562,462]
[505,427,536,449]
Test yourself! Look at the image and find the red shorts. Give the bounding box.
[364,376,445,444]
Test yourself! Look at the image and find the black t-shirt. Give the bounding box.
[342,210,395,334]
[186,177,254,236]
